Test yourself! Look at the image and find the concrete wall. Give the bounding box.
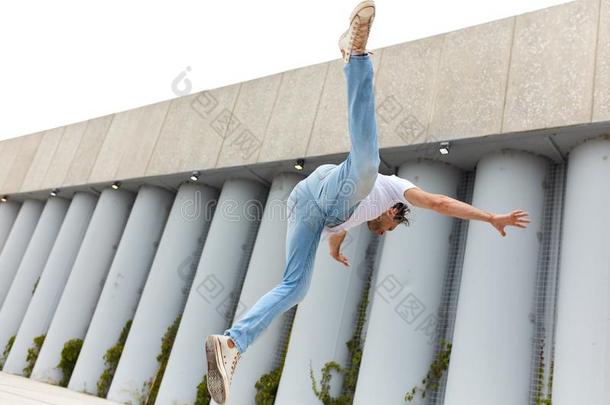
[0,0,605,195]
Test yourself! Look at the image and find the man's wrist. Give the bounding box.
[328,231,344,247]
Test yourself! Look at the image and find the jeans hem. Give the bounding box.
[224,330,245,354]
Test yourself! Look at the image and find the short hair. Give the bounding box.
[391,202,411,227]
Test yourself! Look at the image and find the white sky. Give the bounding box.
[0,0,570,141]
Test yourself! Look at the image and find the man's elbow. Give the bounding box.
[431,194,450,212]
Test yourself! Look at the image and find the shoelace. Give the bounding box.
[350,14,372,52]
[228,352,241,383]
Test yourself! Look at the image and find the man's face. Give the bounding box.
[367,208,399,236]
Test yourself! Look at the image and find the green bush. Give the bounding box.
[309,261,372,404]
[533,337,553,405]
[404,340,452,402]
[0,335,16,369]
[96,320,132,398]
[145,315,181,405]
[23,335,46,377]
[309,361,352,405]
[254,308,296,404]
[195,374,211,405]
[255,366,282,405]
[57,338,83,387]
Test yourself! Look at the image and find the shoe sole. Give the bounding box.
[349,0,375,23]
[205,335,228,403]
[342,1,375,62]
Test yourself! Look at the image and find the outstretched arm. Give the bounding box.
[404,188,530,237]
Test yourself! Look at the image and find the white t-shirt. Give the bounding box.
[321,174,419,238]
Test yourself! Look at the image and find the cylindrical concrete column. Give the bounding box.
[0,199,44,307]
[0,201,20,253]
[156,178,267,405]
[32,189,134,384]
[107,183,218,403]
[218,173,302,405]
[552,138,610,404]
[69,186,174,394]
[443,150,547,405]
[353,160,461,404]
[275,223,375,404]
[0,197,70,361]
[3,192,98,375]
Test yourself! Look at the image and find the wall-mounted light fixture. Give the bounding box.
[190,171,200,182]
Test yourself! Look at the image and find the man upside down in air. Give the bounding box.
[205,2,530,403]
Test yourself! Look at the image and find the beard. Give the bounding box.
[367,217,383,232]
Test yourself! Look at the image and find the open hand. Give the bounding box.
[490,210,531,237]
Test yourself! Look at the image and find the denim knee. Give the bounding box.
[292,283,308,304]
[355,161,378,191]
[356,153,379,175]
[280,277,308,306]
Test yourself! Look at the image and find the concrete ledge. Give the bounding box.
[0,0,602,195]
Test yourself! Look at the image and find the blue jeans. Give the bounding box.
[223,53,380,354]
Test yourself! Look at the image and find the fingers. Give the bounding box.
[514,219,530,228]
[494,209,530,232]
[331,253,350,267]
[513,210,531,220]
[493,223,506,237]
[510,210,531,229]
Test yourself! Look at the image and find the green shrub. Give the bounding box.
[57,338,83,387]
[404,340,452,402]
[254,308,296,404]
[533,337,553,405]
[145,315,181,405]
[533,336,554,405]
[96,320,132,398]
[309,361,352,405]
[309,260,372,404]
[195,374,211,405]
[0,335,16,369]
[23,335,46,377]
[255,366,282,405]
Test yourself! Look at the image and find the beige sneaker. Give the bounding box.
[338,0,376,63]
[205,334,241,404]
